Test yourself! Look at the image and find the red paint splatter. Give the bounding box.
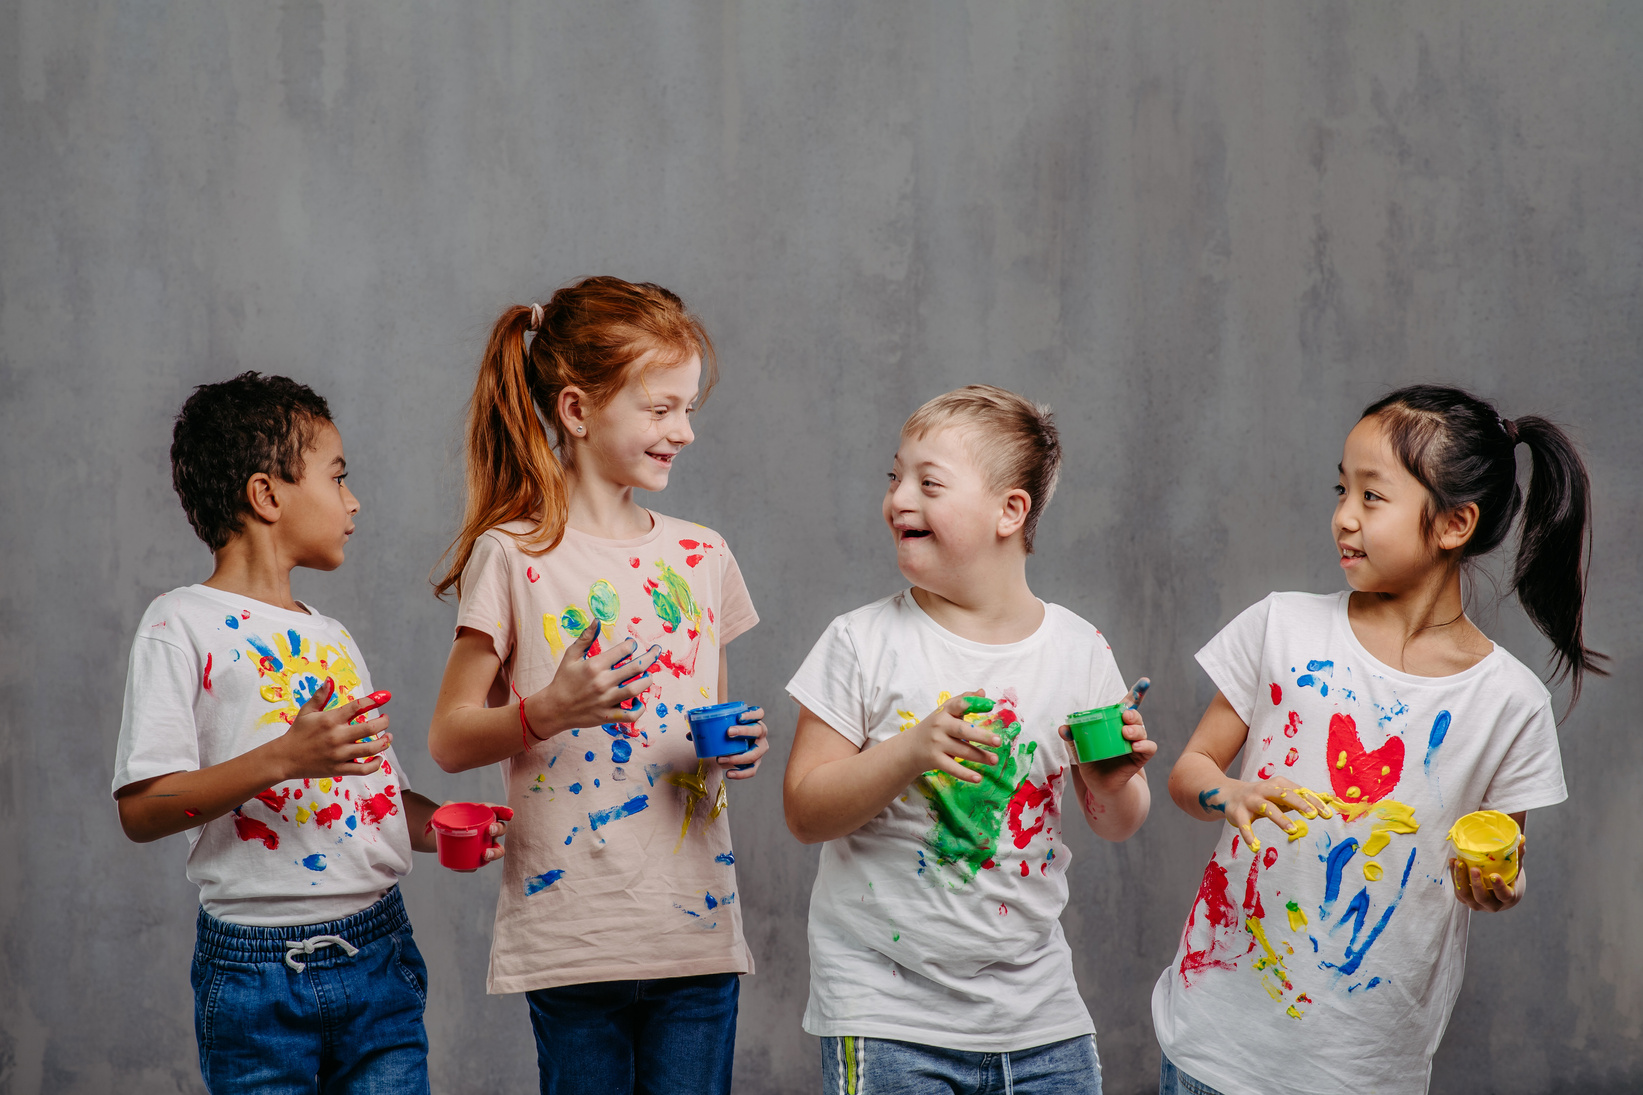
[630,557,641,568]
[1258,764,1274,779]
[1242,856,1265,919]
[1019,860,1029,876]
[255,788,291,813]
[685,554,704,568]
[632,616,643,624]
[678,539,699,549]
[184,809,200,819]
[1261,736,1273,750]
[312,803,344,828]
[383,784,396,797]
[1285,748,1299,767]
[293,790,302,799]
[997,904,1008,916]
[655,648,698,679]
[1263,846,1279,868]
[707,607,714,624]
[981,858,996,870]
[1230,836,1241,857]
[1297,993,1313,1003]
[202,653,213,691]
[1178,859,1246,986]
[381,760,392,776]
[526,567,539,583]
[1283,711,1302,738]
[240,610,250,620]
[358,793,399,827]
[1270,683,1282,705]
[234,816,279,849]
[1326,713,1404,803]
[1006,768,1065,849]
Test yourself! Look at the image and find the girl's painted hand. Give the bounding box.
[722,707,769,780]
[529,624,661,737]
[1451,836,1526,912]
[276,678,392,778]
[901,691,1001,784]
[1200,776,1334,852]
[1058,707,1158,795]
[478,802,510,864]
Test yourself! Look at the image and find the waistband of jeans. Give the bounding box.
[194,886,407,965]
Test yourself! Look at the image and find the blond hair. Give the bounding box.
[901,384,1061,552]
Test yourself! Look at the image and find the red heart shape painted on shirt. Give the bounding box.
[1326,713,1404,803]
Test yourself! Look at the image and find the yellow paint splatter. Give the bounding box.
[295,805,311,824]
[318,778,332,794]
[667,761,726,853]
[1286,1004,1304,1019]
[1336,751,1348,769]
[700,686,710,698]
[1346,786,1361,800]
[1363,862,1384,881]
[543,613,566,659]
[1286,900,1308,931]
[250,631,362,727]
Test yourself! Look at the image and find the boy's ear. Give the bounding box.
[1435,501,1480,553]
[245,471,282,526]
[997,488,1032,541]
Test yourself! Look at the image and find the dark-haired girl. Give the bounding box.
[1151,386,1604,1095]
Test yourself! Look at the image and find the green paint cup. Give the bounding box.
[1066,703,1130,763]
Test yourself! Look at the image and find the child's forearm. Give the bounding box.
[115,741,293,843]
[428,702,533,773]
[400,791,439,853]
[1169,749,1242,822]
[1073,766,1151,841]
[785,736,927,844]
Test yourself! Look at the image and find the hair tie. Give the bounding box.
[528,302,545,332]
[1502,417,1519,446]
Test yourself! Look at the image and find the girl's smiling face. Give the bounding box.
[884,426,1007,589]
[1334,415,1444,592]
[572,350,701,493]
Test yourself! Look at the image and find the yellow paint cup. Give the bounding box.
[1446,810,1521,884]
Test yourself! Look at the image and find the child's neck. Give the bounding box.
[1347,564,1492,677]
[202,535,307,614]
[910,555,1042,645]
[563,464,653,540]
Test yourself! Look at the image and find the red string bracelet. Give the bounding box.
[513,680,544,752]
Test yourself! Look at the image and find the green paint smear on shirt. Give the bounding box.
[918,712,1035,882]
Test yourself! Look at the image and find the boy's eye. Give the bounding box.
[1363,491,1381,503]
[1333,484,1345,496]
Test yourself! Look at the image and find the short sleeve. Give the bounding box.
[716,544,759,647]
[455,531,518,664]
[1481,694,1568,814]
[1085,627,1130,710]
[785,616,870,748]
[1193,595,1276,726]
[111,635,203,796]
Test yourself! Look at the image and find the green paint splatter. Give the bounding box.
[656,562,700,621]
[918,711,1034,883]
[589,580,620,623]
[962,696,995,714]
[651,585,683,630]
[561,606,590,634]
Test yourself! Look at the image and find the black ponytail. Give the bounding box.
[1362,385,1606,707]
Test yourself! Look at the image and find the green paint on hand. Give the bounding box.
[918,711,1033,883]
[962,696,995,714]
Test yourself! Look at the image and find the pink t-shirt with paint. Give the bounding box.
[112,585,414,926]
[456,513,758,994]
[1151,591,1566,1095]
[786,591,1128,1053]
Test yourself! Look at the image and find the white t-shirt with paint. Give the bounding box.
[1151,591,1566,1095]
[112,585,414,926]
[787,590,1129,1053]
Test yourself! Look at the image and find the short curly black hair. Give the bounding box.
[170,372,333,551]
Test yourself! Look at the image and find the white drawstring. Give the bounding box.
[283,934,359,972]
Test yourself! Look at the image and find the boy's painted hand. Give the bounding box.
[903,691,1001,785]
[275,678,392,779]
[722,707,769,780]
[1451,836,1526,912]
[529,622,662,737]
[1059,706,1159,794]
[1199,777,1334,852]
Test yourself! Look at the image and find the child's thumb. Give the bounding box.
[945,692,993,717]
[298,678,336,716]
[571,619,601,653]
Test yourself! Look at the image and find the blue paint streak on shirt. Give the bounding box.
[301,853,326,871]
[705,891,718,911]
[585,751,595,762]
[612,739,633,764]
[645,763,672,787]
[602,723,626,738]
[715,851,735,865]
[1305,659,1335,675]
[1296,674,1328,696]
[345,815,357,830]
[1425,710,1452,776]
[524,869,566,896]
[1321,837,1361,916]
[225,616,239,630]
[246,635,281,671]
[287,629,302,657]
[588,794,650,830]
[569,783,582,794]
[1324,846,1418,977]
[656,703,669,717]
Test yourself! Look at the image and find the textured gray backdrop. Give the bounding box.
[2,2,1640,1092]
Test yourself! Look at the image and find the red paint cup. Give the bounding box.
[426,802,513,872]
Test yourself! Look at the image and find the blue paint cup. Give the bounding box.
[687,702,756,759]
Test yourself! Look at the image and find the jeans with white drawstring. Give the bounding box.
[190,886,430,1094]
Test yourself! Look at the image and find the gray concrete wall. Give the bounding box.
[3,2,1640,1091]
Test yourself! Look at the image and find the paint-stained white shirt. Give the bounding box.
[112,585,413,926]
[788,590,1128,1052]
[1152,591,1566,1095]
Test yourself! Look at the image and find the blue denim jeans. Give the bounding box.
[820,1034,1102,1095]
[191,887,430,1095]
[1158,1052,1226,1095]
[527,972,739,1095]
